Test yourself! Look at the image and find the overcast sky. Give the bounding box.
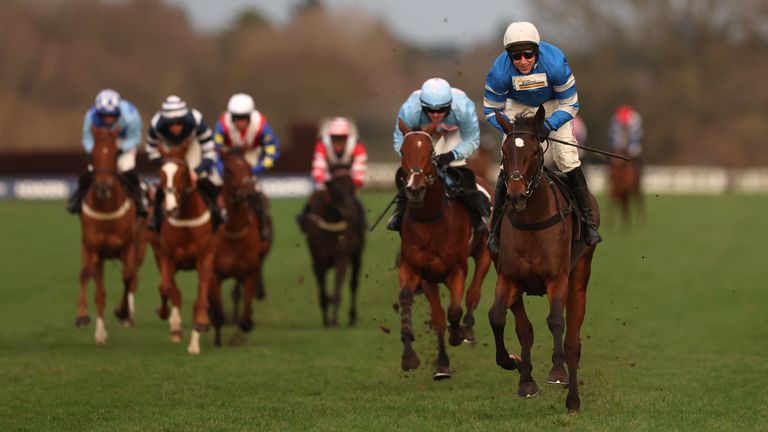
[162,0,532,48]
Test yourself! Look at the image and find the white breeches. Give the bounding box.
[433,130,466,167]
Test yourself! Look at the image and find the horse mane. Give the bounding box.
[512,113,537,131]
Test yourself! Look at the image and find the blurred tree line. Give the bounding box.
[0,0,765,167]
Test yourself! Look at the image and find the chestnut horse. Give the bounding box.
[76,127,142,343]
[488,108,597,412]
[609,154,643,227]
[396,119,493,380]
[154,140,214,354]
[209,147,271,345]
[302,168,365,327]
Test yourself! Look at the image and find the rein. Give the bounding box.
[401,131,447,224]
[503,130,545,198]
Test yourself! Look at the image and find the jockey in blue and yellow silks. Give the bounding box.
[387,78,490,233]
[483,21,601,249]
[67,89,146,216]
[213,93,280,240]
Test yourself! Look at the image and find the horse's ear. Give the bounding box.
[495,111,513,134]
[398,118,411,135]
[533,105,547,133]
[421,121,439,136]
[178,138,191,158]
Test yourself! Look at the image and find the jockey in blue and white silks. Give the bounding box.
[67,89,146,216]
[483,22,601,248]
[386,77,490,233]
[145,95,222,232]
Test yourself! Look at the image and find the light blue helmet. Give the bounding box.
[419,78,453,111]
[94,89,121,116]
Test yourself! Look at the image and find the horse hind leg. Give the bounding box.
[348,249,362,326]
[208,275,224,347]
[445,272,466,347]
[398,281,421,372]
[329,258,349,327]
[510,298,538,397]
[313,262,330,327]
[564,252,593,412]
[463,246,492,343]
[114,244,138,327]
[238,275,258,333]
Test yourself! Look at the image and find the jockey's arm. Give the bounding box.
[195,120,217,171]
[483,53,512,133]
[82,110,95,153]
[451,98,481,161]
[121,106,143,152]
[145,127,163,167]
[544,60,579,132]
[311,141,328,185]
[351,142,368,188]
[252,122,280,175]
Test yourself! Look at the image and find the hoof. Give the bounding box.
[194,323,210,333]
[433,369,451,381]
[448,327,464,347]
[462,327,476,344]
[170,330,183,343]
[546,366,569,385]
[496,352,521,371]
[401,353,421,371]
[156,306,170,320]
[518,380,539,398]
[75,315,91,327]
[238,319,254,333]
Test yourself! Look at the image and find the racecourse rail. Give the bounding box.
[3,164,768,200]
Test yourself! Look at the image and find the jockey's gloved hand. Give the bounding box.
[195,159,214,175]
[433,152,456,168]
[537,122,552,142]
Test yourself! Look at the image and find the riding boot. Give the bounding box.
[197,178,223,231]
[254,192,271,241]
[487,172,508,254]
[149,188,164,232]
[386,191,407,231]
[66,172,93,214]
[122,170,148,217]
[459,189,490,233]
[567,166,602,245]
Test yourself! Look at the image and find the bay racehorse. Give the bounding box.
[76,127,142,343]
[209,147,271,345]
[153,140,214,354]
[396,119,493,380]
[609,153,643,227]
[488,108,597,412]
[302,168,366,327]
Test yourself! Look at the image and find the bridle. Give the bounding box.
[502,129,547,198]
[403,131,438,188]
[163,157,195,201]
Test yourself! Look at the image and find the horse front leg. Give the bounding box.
[564,251,594,412]
[159,258,183,343]
[208,273,224,347]
[115,242,138,327]
[76,246,93,327]
[446,271,466,347]
[239,274,258,333]
[348,249,362,326]
[188,252,213,355]
[510,297,537,397]
[92,256,108,345]
[488,274,521,371]
[329,257,349,327]
[399,264,421,371]
[422,281,450,380]
[312,259,330,327]
[545,274,570,387]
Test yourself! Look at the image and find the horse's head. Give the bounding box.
[220,147,255,209]
[90,126,120,199]
[326,168,358,222]
[497,107,547,212]
[158,139,193,217]
[398,118,438,207]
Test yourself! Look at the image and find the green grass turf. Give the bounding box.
[0,194,767,431]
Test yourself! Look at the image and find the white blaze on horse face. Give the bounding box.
[515,138,525,148]
[162,162,179,211]
[406,171,417,188]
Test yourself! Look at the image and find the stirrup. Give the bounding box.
[585,225,602,246]
[386,213,402,231]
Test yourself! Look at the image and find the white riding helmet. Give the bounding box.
[503,21,540,49]
[160,95,189,120]
[419,78,453,111]
[327,117,351,136]
[95,89,121,116]
[227,93,255,116]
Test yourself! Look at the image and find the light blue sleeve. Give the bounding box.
[82,110,94,153]
[451,95,481,161]
[120,102,143,152]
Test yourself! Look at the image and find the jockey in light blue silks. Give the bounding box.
[483,21,602,250]
[387,77,491,233]
[67,89,146,216]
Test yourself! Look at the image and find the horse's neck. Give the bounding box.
[224,199,251,229]
[516,179,559,222]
